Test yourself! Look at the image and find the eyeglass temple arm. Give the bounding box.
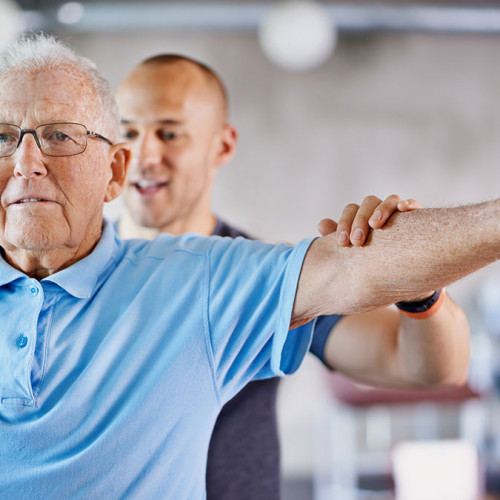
[87,131,114,146]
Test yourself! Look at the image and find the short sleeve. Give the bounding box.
[205,236,315,402]
[309,315,344,368]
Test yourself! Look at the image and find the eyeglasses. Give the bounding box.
[0,122,114,158]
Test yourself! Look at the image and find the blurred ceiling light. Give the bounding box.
[259,0,336,71]
[57,2,85,25]
[0,0,23,49]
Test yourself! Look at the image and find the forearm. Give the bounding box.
[294,199,500,320]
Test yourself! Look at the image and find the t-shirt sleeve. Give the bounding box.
[205,236,315,403]
[309,315,344,369]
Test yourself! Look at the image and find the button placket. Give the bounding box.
[0,280,44,406]
[14,283,41,356]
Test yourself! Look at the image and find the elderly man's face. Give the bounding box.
[0,67,120,259]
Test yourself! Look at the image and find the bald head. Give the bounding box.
[143,55,228,118]
[117,55,228,127]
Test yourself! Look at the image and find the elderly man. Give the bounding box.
[0,34,493,499]
[115,54,442,500]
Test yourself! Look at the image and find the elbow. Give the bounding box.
[409,347,471,389]
[443,350,471,387]
[435,364,470,388]
[440,311,471,388]
[416,346,471,389]
[412,366,469,389]
[413,306,471,389]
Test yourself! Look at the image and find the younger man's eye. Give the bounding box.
[160,131,177,141]
[121,130,137,140]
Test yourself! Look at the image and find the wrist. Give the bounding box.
[396,289,446,319]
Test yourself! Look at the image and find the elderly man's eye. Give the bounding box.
[0,133,16,144]
[50,131,71,142]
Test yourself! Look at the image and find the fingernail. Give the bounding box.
[369,210,382,221]
[337,231,348,243]
[352,228,364,240]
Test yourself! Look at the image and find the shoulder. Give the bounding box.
[120,233,215,260]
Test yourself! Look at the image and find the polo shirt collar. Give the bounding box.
[0,219,120,299]
[0,250,25,287]
[44,219,119,298]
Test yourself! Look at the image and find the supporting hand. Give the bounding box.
[318,195,422,247]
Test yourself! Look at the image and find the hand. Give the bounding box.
[318,195,422,247]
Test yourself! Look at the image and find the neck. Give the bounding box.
[3,250,76,280]
[2,227,102,280]
[119,208,217,240]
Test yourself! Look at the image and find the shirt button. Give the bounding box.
[29,286,39,296]
[17,335,28,348]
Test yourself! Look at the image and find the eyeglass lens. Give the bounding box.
[0,123,88,157]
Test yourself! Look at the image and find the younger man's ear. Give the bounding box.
[216,124,238,168]
[104,143,132,202]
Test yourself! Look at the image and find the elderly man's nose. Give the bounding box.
[13,134,47,178]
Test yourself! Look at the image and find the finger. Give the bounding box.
[318,218,338,236]
[336,203,360,246]
[349,196,383,246]
[368,194,402,229]
[397,198,424,211]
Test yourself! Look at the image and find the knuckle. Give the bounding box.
[353,215,369,225]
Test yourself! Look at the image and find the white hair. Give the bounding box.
[0,33,120,139]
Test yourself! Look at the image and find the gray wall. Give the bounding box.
[71,31,500,243]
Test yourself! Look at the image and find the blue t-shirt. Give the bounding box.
[205,219,342,499]
[0,221,315,499]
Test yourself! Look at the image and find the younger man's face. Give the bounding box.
[117,62,226,233]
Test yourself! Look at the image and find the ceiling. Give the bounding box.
[12,1,500,35]
[14,0,500,6]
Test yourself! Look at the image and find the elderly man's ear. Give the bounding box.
[104,143,132,202]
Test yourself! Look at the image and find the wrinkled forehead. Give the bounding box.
[0,65,99,127]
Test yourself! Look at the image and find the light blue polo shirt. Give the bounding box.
[0,221,315,499]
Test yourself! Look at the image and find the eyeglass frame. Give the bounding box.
[0,121,114,158]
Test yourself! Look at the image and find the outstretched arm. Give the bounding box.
[292,199,500,322]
